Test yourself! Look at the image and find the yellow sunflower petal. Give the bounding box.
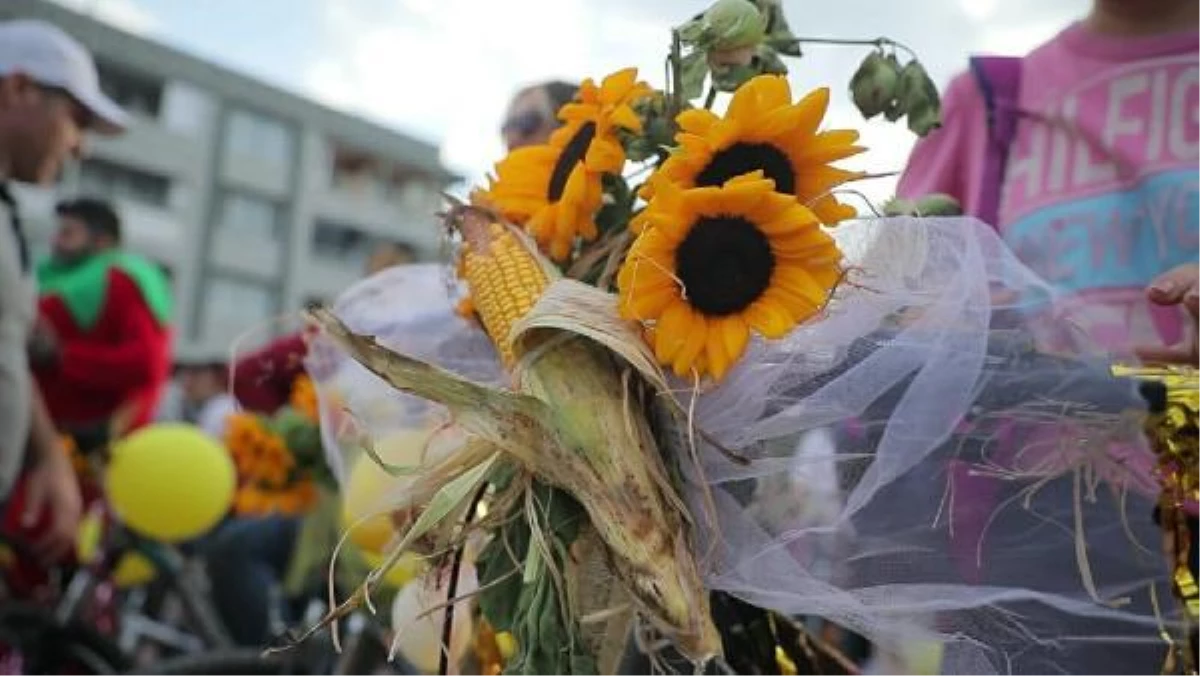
[749,104,811,141]
[718,316,750,367]
[600,68,639,103]
[792,130,865,163]
[755,203,818,235]
[585,137,625,174]
[774,266,830,307]
[808,194,858,225]
[761,285,819,324]
[625,282,680,321]
[676,108,719,135]
[705,328,732,381]
[675,132,712,158]
[558,102,594,123]
[726,74,788,122]
[745,74,792,110]
[578,78,600,103]
[655,301,695,363]
[791,87,832,140]
[671,313,708,377]
[609,104,642,132]
[744,298,796,339]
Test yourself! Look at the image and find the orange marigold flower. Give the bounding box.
[289,375,319,423]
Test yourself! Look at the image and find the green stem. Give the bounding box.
[703,84,717,110]
[780,35,919,61]
[668,29,685,131]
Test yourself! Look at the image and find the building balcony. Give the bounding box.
[311,185,443,256]
[88,111,210,181]
[208,228,285,281]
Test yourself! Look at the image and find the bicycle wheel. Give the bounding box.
[124,649,292,675]
[0,603,130,675]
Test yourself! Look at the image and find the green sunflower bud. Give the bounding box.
[752,0,801,56]
[915,193,962,216]
[882,197,917,217]
[705,0,767,51]
[894,60,937,113]
[883,97,905,122]
[850,51,901,119]
[906,99,942,136]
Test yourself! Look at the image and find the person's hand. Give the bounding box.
[1136,264,1199,365]
[21,445,83,563]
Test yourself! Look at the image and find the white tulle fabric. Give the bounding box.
[307,218,1175,674]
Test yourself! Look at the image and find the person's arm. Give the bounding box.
[20,380,83,562]
[0,324,32,494]
[53,269,166,392]
[895,72,988,214]
[25,380,59,462]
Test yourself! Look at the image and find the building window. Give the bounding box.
[216,190,282,240]
[224,109,294,166]
[161,83,215,135]
[78,159,170,207]
[96,60,163,118]
[311,219,372,267]
[201,275,278,329]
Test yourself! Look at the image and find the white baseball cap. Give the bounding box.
[0,19,128,134]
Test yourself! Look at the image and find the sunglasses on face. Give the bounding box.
[501,109,549,139]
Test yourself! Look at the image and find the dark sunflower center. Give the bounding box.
[546,122,597,202]
[694,142,796,195]
[675,215,775,316]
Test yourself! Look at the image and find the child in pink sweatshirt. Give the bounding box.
[898,0,1198,364]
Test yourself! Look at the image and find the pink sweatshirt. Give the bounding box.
[899,22,1199,354]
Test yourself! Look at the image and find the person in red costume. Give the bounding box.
[30,198,172,433]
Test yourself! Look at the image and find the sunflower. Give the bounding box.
[634,75,863,233]
[484,68,650,260]
[618,172,842,380]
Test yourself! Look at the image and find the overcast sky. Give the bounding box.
[56,0,1089,202]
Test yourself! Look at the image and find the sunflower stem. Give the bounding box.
[779,35,919,62]
[668,29,685,131]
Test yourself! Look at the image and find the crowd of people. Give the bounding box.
[0,0,1195,673]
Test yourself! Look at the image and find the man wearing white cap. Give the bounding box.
[0,18,128,562]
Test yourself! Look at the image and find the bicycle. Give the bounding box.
[0,422,241,674]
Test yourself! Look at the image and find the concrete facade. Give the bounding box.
[2,0,454,358]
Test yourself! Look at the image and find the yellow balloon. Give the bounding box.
[362,550,425,588]
[341,428,463,554]
[106,423,235,543]
[112,552,158,588]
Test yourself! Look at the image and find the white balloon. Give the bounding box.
[389,564,478,674]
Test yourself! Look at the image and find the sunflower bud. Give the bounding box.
[849,51,901,119]
[906,100,941,136]
[704,0,767,51]
[894,60,930,110]
[894,60,941,136]
[915,193,962,216]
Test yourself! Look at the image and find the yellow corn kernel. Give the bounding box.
[458,218,553,367]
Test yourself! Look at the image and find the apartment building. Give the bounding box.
[2,0,456,357]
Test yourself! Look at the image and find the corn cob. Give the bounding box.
[312,206,722,667]
[451,206,721,662]
[456,211,557,368]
